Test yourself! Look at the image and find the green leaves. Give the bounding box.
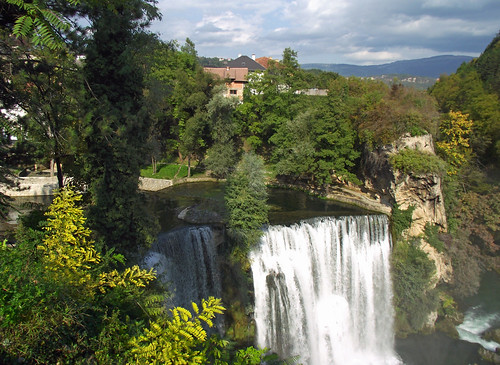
[392,240,439,334]
[7,0,78,49]
[130,297,226,364]
[225,153,269,266]
[389,148,447,176]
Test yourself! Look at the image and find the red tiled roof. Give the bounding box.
[204,67,248,82]
[255,57,272,69]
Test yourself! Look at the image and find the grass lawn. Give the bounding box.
[141,163,189,179]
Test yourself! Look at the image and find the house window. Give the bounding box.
[230,89,238,95]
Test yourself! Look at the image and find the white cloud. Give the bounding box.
[150,0,500,64]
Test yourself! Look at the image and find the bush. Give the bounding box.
[392,240,439,335]
[391,203,415,241]
[424,223,445,252]
[390,148,447,176]
[444,232,482,298]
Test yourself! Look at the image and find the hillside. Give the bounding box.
[302,55,473,78]
[474,32,500,97]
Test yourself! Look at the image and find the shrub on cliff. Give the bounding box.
[392,239,439,335]
[391,203,415,242]
[389,148,447,176]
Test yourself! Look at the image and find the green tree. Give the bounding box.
[144,38,217,176]
[355,81,439,146]
[9,48,84,188]
[237,48,307,154]
[392,240,439,335]
[205,86,241,178]
[5,0,79,50]
[225,153,269,265]
[78,0,159,252]
[0,187,156,363]
[430,60,500,163]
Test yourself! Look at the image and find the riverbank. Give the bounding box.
[1,175,391,216]
[0,176,59,197]
[269,181,392,216]
[0,175,220,196]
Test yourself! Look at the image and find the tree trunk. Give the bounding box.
[187,156,191,178]
[50,159,55,177]
[173,151,184,179]
[55,157,64,189]
[152,156,157,174]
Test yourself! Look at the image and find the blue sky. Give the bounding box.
[149,0,500,65]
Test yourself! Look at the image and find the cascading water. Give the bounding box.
[143,226,221,309]
[251,215,401,365]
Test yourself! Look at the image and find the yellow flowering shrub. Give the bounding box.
[38,187,156,293]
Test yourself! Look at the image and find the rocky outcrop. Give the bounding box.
[362,134,447,236]
[479,348,500,364]
[362,134,452,293]
[420,240,453,286]
[177,205,224,225]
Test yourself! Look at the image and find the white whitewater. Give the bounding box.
[143,226,221,309]
[457,305,500,352]
[251,215,401,365]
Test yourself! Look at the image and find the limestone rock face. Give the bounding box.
[362,134,447,236]
[362,134,451,290]
[393,170,447,237]
[420,240,453,286]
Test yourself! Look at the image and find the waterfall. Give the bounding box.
[143,226,221,309]
[250,215,401,365]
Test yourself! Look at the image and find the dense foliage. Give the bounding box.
[225,153,269,267]
[389,148,447,176]
[1,189,270,364]
[430,34,500,164]
[392,239,439,335]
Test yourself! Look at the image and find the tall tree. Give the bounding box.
[9,49,83,188]
[145,39,217,176]
[79,0,160,251]
[237,48,308,155]
[225,153,268,266]
[205,86,240,178]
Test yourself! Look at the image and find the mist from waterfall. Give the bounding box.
[143,226,221,310]
[250,215,401,365]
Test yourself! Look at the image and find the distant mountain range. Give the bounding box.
[302,55,474,78]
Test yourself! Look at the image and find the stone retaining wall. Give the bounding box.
[1,176,221,196]
[138,177,173,191]
[0,176,59,197]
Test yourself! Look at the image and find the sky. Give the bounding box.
[149,0,500,65]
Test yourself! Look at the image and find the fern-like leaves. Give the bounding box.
[130,297,226,364]
[7,0,79,49]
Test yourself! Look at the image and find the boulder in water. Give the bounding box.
[479,347,500,364]
[177,205,223,224]
[484,328,500,344]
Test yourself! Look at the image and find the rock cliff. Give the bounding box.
[362,134,452,286]
[362,134,447,236]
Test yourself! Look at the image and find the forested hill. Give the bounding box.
[302,55,473,78]
[474,32,500,98]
